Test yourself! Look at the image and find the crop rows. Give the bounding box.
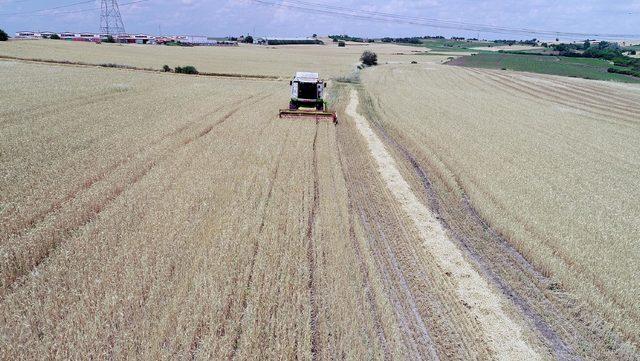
[361,63,640,348]
[4,57,493,359]
[0,40,422,78]
[0,61,390,358]
[2,40,638,359]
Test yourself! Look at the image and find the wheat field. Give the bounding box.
[1,40,639,359]
[0,39,425,78]
[360,62,640,346]
[0,60,404,358]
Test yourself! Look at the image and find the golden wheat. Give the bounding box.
[360,62,640,344]
[2,40,638,359]
[0,60,405,358]
[0,39,427,78]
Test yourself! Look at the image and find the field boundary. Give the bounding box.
[345,87,540,360]
[354,75,639,357]
[445,52,640,83]
[0,55,281,80]
[354,85,578,358]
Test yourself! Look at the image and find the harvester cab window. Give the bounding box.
[298,82,318,100]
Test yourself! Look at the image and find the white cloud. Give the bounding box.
[2,0,639,40]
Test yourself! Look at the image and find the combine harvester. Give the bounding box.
[279,72,337,123]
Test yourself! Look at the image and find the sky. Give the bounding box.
[1,0,639,41]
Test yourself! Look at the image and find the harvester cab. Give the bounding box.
[279,72,337,123]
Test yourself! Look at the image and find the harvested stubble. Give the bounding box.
[0,40,427,78]
[360,63,640,347]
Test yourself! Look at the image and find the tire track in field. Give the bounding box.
[344,89,456,358]
[356,206,440,359]
[487,70,640,119]
[228,128,290,360]
[383,68,640,326]
[194,112,276,349]
[1,94,262,241]
[0,93,271,296]
[361,69,639,356]
[519,73,640,109]
[456,67,640,133]
[346,88,541,360]
[459,168,640,326]
[306,122,321,360]
[341,87,479,359]
[362,65,640,355]
[0,89,141,130]
[188,106,277,360]
[189,321,210,359]
[464,68,638,126]
[463,68,640,132]
[425,68,640,172]
[459,69,640,159]
[369,117,576,359]
[413,118,640,329]
[506,71,640,113]
[381,115,636,358]
[415,71,639,316]
[541,80,640,112]
[335,138,392,361]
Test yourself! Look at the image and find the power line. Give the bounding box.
[285,0,565,36]
[7,0,41,3]
[0,0,150,17]
[249,0,640,39]
[269,0,640,39]
[296,0,640,38]
[0,0,96,16]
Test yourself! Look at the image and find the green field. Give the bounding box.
[448,53,640,83]
[402,39,494,52]
[503,48,556,55]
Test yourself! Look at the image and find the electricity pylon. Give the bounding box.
[100,0,126,35]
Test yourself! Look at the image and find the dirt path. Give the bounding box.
[358,63,640,356]
[345,88,541,360]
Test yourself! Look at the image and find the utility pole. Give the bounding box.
[100,0,126,35]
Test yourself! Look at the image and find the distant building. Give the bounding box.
[254,37,322,45]
[109,34,152,44]
[154,36,173,44]
[79,33,101,42]
[172,35,237,46]
[10,30,238,46]
[59,33,101,43]
[216,40,239,46]
[14,31,39,39]
[132,34,152,44]
[39,31,57,39]
[178,35,216,46]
